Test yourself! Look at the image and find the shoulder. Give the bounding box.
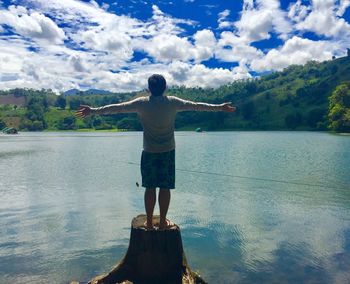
[166,96,179,100]
[132,96,149,104]
[135,96,149,101]
[166,96,183,103]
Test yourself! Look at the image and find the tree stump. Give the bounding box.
[83,214,207,284]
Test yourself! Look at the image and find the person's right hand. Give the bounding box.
[221,102,236,112]
[75,105,92,118]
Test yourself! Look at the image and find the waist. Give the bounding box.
[143,131,175,153]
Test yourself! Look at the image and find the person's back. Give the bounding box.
[137,95,178,153]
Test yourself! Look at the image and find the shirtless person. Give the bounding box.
[76,74,236,230]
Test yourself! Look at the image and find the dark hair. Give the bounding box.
[148,74,166,96]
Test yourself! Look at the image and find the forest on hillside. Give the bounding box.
[1,56,350,132]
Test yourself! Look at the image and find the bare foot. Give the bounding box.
[143,221,155,230]
[158,219,170,230]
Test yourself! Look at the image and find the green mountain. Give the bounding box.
[1,55,350,132]
[170,55,350,131]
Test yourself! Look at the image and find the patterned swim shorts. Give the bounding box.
[140,150,175,189]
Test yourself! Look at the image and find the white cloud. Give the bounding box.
[0,30,250,92]
[262,0,293,40]
[250,36,335,72]
[79,28,133,62]
[0,36,30,74]
[0,34,108,91]
[0,0,349,92]
[216,31,263,63]
[337,0,350,16]
[0,5,65,44]
[218,9,233,29]
[288,0,310,22]
[101,2,110,11]
[88,60,250,91]
[136,34,194,63]
[296,0,350,38]
[132,7,208,64]
[235,7,273,42]
[167,61,250,88]
[149,4,195,36]
[234,0,292,43]
[24,0,110,24]
[70,55,87,72]
[72,3,197,64]
[193,29,216,62]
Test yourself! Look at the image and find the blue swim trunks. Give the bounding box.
[140,150,175,189]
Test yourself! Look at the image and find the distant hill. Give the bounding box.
[167,55,350,130]
[63,88,113,96]
[1,55,350,131]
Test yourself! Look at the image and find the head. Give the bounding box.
[148,74,166,96]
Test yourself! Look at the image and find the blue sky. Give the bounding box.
[0,0,350,92]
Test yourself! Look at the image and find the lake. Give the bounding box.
[0,131,349,284]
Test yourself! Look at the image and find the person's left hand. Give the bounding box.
[221,102,236,112]
[75,105,93,118]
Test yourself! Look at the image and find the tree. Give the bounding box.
[116,116,141,130]
[296,81,317,97]
[42,96,49,110]
[31,120,44,131]
[307,108,326,129]
[24,97,47,130]
[285,113,302,129]
[12,88,26,97]
[328,83,350,132]
[0,119,6,129]
[57,116,77,130]
[265,92,271,100]
[69,97,84,110]
[20,119,44,131]
[55,95,66,109]
[242,101,256,120]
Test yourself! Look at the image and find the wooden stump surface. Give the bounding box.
[71,215,207,284]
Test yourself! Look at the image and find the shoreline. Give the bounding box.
[7,128,350,134]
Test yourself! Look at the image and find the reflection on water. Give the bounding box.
[0,132,350,283]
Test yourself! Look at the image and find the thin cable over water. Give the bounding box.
[115,160,349,191]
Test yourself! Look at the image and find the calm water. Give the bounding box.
[0,131,349,284]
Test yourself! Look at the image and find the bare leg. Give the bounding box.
[144,188,156,229]
[158,188,170,229]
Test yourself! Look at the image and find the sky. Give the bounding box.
[0,0,350,93]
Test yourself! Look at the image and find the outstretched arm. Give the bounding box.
[219,102,236,112]
[75,98,141,118]
[175,97,236,113]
